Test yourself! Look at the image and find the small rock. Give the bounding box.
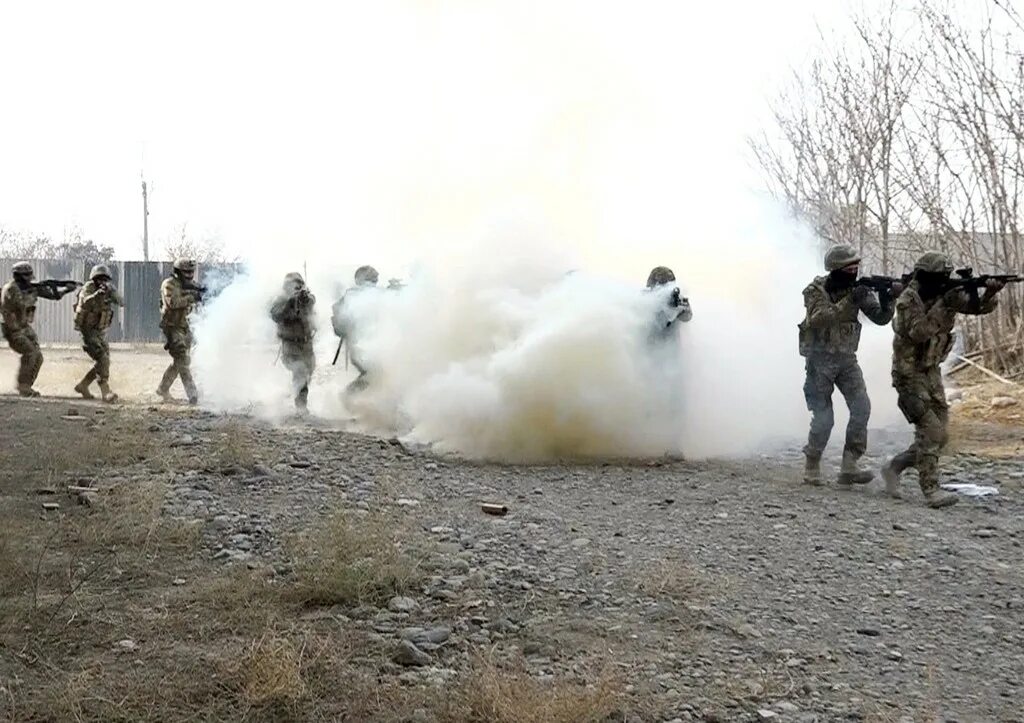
[775,701,800,713]
[396,498,420,507]
[42,502,60,511]
[388,596,420,613]
[172,578,186,586]
[392,640,432,667]
[991,396,1018,408]
[855,627,881,637]
[116,639,137,651]
[757,710,778,720]
[571,538,591,548]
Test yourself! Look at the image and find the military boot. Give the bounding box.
[18,386,41,398]
[837,451,874,488]
[74,379,95,399]
[156,388,173,403]
[803,454,823,486]
[98,381,118,403]
[924,488,959,508]
[881,451,914,499]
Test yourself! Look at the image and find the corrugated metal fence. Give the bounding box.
[0,258,240,343]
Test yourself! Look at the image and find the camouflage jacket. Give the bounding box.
[74,280,124,332]
[892,280,997,375]
[270,289,317,343]
[159,276,197,331]
[0,280,62,334]
[331,286,367,341]
[799,276,894,357]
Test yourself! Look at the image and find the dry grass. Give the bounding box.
[229,632,308,708]
[440,654,627,723]
[283,510,428,607]
[635,557,714,603]
[209,418,259,470]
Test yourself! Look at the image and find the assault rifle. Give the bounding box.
[856,273,912,294]
[181,280,209,302]
[29,279,81,297]
[948,267,1024,290]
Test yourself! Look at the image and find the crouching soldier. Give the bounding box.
[882,252,1006,508]
[799,245,897,487]
[73,264,124,402]
[1,262,79,396]
[271,272,317,411]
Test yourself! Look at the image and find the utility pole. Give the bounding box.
[141,174,150,261]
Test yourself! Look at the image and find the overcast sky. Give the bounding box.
[0,0,847,267]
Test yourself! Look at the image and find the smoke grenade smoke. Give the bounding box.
[187,2,902,462]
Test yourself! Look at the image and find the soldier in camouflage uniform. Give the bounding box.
[332,265,378,396]
[799,245,898,487]
[73,264,124,402]
[156,258,201,404]
[646,266,692,343]
[270,272,317,410]
[1,262,78,396]
[882,251,1006,508]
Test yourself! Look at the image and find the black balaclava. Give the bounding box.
[826,268,857,293]
[916,271,949,300]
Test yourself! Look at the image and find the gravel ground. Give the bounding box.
[136,406,1024,723]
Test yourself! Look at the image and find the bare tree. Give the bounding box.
[161,223,234,264]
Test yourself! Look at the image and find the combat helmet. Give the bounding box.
[173,258,197,274]
[90,264,112,281]
[11,261,33,278]
[646,266,676,289]
[283,271,305,290]
[824,244,861,272]
[913,251,953,274]
[354,265,379,286]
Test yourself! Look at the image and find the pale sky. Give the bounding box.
[0,0,846,268]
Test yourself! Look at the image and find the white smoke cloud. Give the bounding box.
[186,1,902,462]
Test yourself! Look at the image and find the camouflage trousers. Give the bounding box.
[157,327,198,401]
[2,324,43,393]
[802,353,871,460]
[892,367,948,494]
[281,339,315,409]
[79,328,111,385]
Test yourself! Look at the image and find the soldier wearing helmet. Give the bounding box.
[882,251,1006,508]
[270,272,317,411]
[645,266,692,342]
[331,265,379,397]
[155,258,201,404]
[798,244,898,488]
[72,264,124,402]
[1,261,79,397]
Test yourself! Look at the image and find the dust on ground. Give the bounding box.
[1,347,1023,722]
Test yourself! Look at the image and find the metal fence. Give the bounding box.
[0,258,240,343]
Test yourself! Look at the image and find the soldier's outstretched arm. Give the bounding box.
[855,286,895,325]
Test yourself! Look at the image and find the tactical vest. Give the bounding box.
[798,277,862,356]
[0,282,37,333]
[159,277,192,330]
[74,282,115,331]
[892,286,957,373]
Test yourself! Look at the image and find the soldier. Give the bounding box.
[332,265,378,395]
[799,245,897,487]
[1,262,78,396]
[156,258,201,404]
[645,266,692,342]
[73,264,124,402]
[882,251,1006,508]
[270,272,317,411]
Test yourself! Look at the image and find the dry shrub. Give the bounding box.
[75,480,199,556]
[284,511,427,607]
[635,558,709,601]
[229,633,308,708]
[443,655,626,723]
[211,418,257,470]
